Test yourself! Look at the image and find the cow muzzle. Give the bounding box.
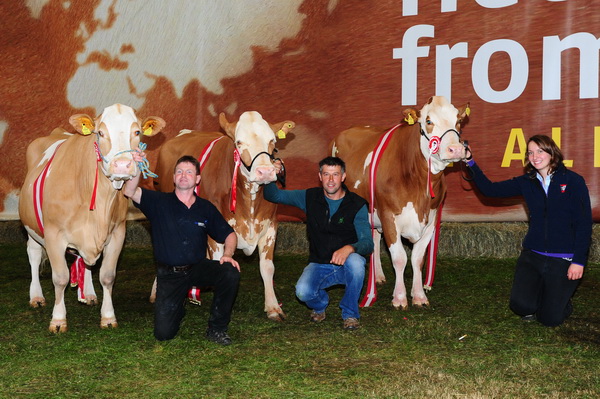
[240,149,278,183]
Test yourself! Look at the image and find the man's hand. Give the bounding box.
[330,245,354,266]
[567,263,584,280]
[220,255,240,272]
[272,159,284,174]
[131,149,146,163]
[221,232,240,271]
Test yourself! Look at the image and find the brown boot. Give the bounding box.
[310,310,326,323]
[343,317,360,330]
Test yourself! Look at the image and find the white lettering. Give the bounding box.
[393,25,434,105]
[475,0,517,8]
[403,0,518,16]
[435,43,468,102]
[543,32,600,100]
[472,39,529,103]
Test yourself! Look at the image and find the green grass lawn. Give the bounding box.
[0,243,599,398]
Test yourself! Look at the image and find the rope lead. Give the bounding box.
[136,142,158,179]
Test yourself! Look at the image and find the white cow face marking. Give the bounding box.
[418,96,467,173]
[234,111,277,184]
[95,104,141,183]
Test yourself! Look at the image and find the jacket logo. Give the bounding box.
[560,184,567,193]
[338,217,345,224]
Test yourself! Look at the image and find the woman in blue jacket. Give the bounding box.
[466,135,592,327]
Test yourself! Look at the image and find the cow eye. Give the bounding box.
[134,130,141,136]
[426,118,433,125]
[97,130,104,137]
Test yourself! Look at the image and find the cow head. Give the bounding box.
[220,111,295,184]
[69,104,165,189]
[404,96,469,174]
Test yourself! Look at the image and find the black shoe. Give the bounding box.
[206,329,233,346]
[521,314,536,322]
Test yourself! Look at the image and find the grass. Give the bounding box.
[0,243,599,398]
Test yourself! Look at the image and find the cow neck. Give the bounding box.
[89,137,124,212]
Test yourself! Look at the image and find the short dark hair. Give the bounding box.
[524,135,564,176]
[174,155,200,175]
[318,156,346,173]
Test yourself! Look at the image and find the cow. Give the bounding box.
[329,96,469,310]
[152,111,294,321]
[19,104,165,332]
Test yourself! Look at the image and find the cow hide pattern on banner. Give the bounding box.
[1,0,599,221]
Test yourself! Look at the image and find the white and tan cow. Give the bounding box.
[330,96,469,309]
[19,104,165,332]
[153,111,294,321]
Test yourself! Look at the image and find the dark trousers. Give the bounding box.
[509,249,580,327]
[154,259,240,341]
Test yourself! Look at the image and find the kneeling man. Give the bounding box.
[124,154,240,345]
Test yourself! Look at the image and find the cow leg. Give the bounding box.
[410,239,430,308]
[98,225,125,329]
[82,267,98,305]
[260,251,286,321]
[259,230,285,321]
[149,278,157,303]
[259,256,285,321]
[45,238,69,333]
[388,241,409,310]
[373,230,386,284]
[27,236,46,308]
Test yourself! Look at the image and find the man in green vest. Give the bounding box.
[264,157,373,330]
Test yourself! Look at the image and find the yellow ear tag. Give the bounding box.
[405,115,415,125]
[143,127,153,136]
[465,106,471,117]
[277,129,286,139]
[82,125,92,135]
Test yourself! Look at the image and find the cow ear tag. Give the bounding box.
[143,127,153,136]
[82,124,92,135]
[465,106,471,117]
[405,115,415,125]
[276,129,286,139]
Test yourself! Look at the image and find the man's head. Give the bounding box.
[318,157,346,199]
[173,155,201,190]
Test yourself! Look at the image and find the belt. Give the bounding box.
[157,262,192,273]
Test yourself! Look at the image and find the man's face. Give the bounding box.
[173,161,200,190]
[319,165,346,197]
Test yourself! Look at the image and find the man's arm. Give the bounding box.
[330,205,374,265]
[123,150,144,203]
[220,231,240,271]
[263,182,307,211]
[350,204,374,256]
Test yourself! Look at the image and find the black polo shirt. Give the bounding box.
[134,188,234,266]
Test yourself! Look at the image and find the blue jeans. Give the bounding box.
[295,253,366,319]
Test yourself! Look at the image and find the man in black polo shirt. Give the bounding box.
[124,154,240,345]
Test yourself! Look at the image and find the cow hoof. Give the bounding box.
[149,295,156,304]
[267,311,287,322]
[85,297,98,306]
[375,279,387,285]
[391,302,409,311]
[49,320,68,333]
[101,319,118,329]
[30,297,46,308]
[78,296,97,305]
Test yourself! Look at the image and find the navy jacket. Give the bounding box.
[468,162,592,266]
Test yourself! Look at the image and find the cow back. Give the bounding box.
[19,130,129,263]
[332,123,446,223]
